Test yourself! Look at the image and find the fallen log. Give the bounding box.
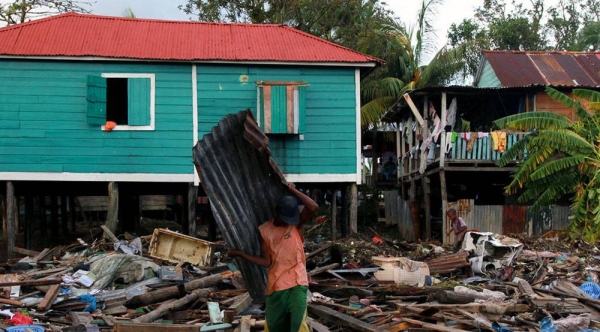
[434,290,490,304]
[133,288,214,323]
[125,273,223,308]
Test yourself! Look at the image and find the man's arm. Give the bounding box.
[286,182,318,227]
[228,238,271,268]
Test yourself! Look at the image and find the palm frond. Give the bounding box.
[361,77,406,102]
[528,129,595,155]
[361,96,396,128]
[493,112,571,130]
[497,134,532,167]
[572,89,600,103]
[529,155,586,180]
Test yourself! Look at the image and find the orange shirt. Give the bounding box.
[259,220,308,295]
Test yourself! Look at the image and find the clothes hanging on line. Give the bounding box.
[491,131,507,152]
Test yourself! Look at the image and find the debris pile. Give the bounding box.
[1,227,599,331]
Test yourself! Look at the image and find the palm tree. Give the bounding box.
[494,87,600,241]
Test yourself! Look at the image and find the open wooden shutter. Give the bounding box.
[260,82,306,134]
[86,75,107,125]
[127,78,151,126]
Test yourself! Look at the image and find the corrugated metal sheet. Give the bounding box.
[0,13,383,64]
[483,51,600,87]
[192,109,289,302]
[526,205,571,236]
[384,192,416,241]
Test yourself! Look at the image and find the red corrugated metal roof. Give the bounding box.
[483,51,600,87]
[0,13,383,64]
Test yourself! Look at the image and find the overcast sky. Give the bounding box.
[90,0,483,52]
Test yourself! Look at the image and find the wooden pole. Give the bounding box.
[14,196,19,239]
[60,195,68,236]
[188,183,198,237]
[125,274,222,308]
[105,182,119,235]
[68,196,76,233]
[439,92,447,168]
[50,195,58,241]
[24,196,33,250]
[331,190,337,241]
[422,176,430,241]
[340,187,348,237]
[39,196,47,243]
[440,170,448,244]
[407,117,414,174]
[349,183,358,234]
[6,181,14,259]
[133,288,215,324]
[133,195,141,233]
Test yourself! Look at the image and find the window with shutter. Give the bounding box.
[257,81,307,135]
[85,73,155,130]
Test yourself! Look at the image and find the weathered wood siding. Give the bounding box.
[0,60,193,174]
[196,65,357,175]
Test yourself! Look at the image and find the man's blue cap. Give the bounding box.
[276,195,300,225]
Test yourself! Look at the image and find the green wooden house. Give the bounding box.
[0,13,381,244]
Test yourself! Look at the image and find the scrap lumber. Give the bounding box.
[306,243,334,261]
[32,248,51,262]
[114,323,199,332]
[125,273,223,308]
[307,263,339,277]
[38,284,60,311]
[306,317,331,332]
[308,304,380,332]
[133,288,214,323]
[0,298,23,306]
[101,225,120,242]
[434,290,490,304]
[12,247,40,257]
[0,278,61,287]
[228,292,252,315]
[400,317,471,332]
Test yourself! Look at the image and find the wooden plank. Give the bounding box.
[0,278,61,287]
[38,284,60,311]
[308,304,379,332]
[114,323,199,332]
[105,182,119,236]
[228,293,252,315]
[286,85,294,133]
[307,263,340,277]
[401,317,470,332]
[101,225,119,242]
[12,247,41,257]
[263,86,272,133]
[306,243,333,260]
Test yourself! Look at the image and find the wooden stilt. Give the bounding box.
[14,196,19,238]
[61,196,68,236]
[133,195,141,233]
[340,187,348,237]
[331,190,337,241]
[50,195,58,241]
[440,170,448,244]
[188,183,198,237]
[105,182,119,235]
[349,183,358,234]
[68,196,76,233]
[39,196,47,242]
[422,176,430,241]
[25,196,33,250]
[6,182,15,258]
[1,192,6,239]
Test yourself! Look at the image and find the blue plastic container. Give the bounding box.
[581,282,600,299]
[6,325,45,332]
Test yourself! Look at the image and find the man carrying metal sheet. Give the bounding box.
[228,183,318,332]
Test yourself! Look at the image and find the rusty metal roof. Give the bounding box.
[192,109,289,302]
[483,51,600,87]
[0,13,383,64]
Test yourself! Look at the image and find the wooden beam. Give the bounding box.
[188,183,198,237]
[228,293,252,315]
[403,93,425,127]
[105,181,119,234]
[125,274,222,308]
[308,304,380,332]
[6,181,14,259]
[422,176,430,241]
[101,225,119,243]
[306,243,333,261]
[0,278,61,288]
[439,92,447,168]
[12,247,40,257]
[38,284,61,311]
[307,263,340,277]
[440,170,447,243]
[331,190,337,241]
[349,183,358,234]
[133,288,213,323]
[401,317,471,332]
[24,195,33,249]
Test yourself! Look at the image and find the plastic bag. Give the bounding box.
[79,295,97,313]
[6,313,33,325]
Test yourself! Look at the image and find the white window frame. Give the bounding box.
[100,73,156,131]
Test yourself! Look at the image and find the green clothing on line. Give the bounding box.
[265,285,309,332]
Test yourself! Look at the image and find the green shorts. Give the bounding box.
[265,285,309,332]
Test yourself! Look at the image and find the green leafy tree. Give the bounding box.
[0,0,92,26]
[494,87,600,241]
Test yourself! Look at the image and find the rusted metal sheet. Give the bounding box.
[426,251,470,275]
[192,109,289,302]
[502,205,526,234]
[483,51,600,87]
